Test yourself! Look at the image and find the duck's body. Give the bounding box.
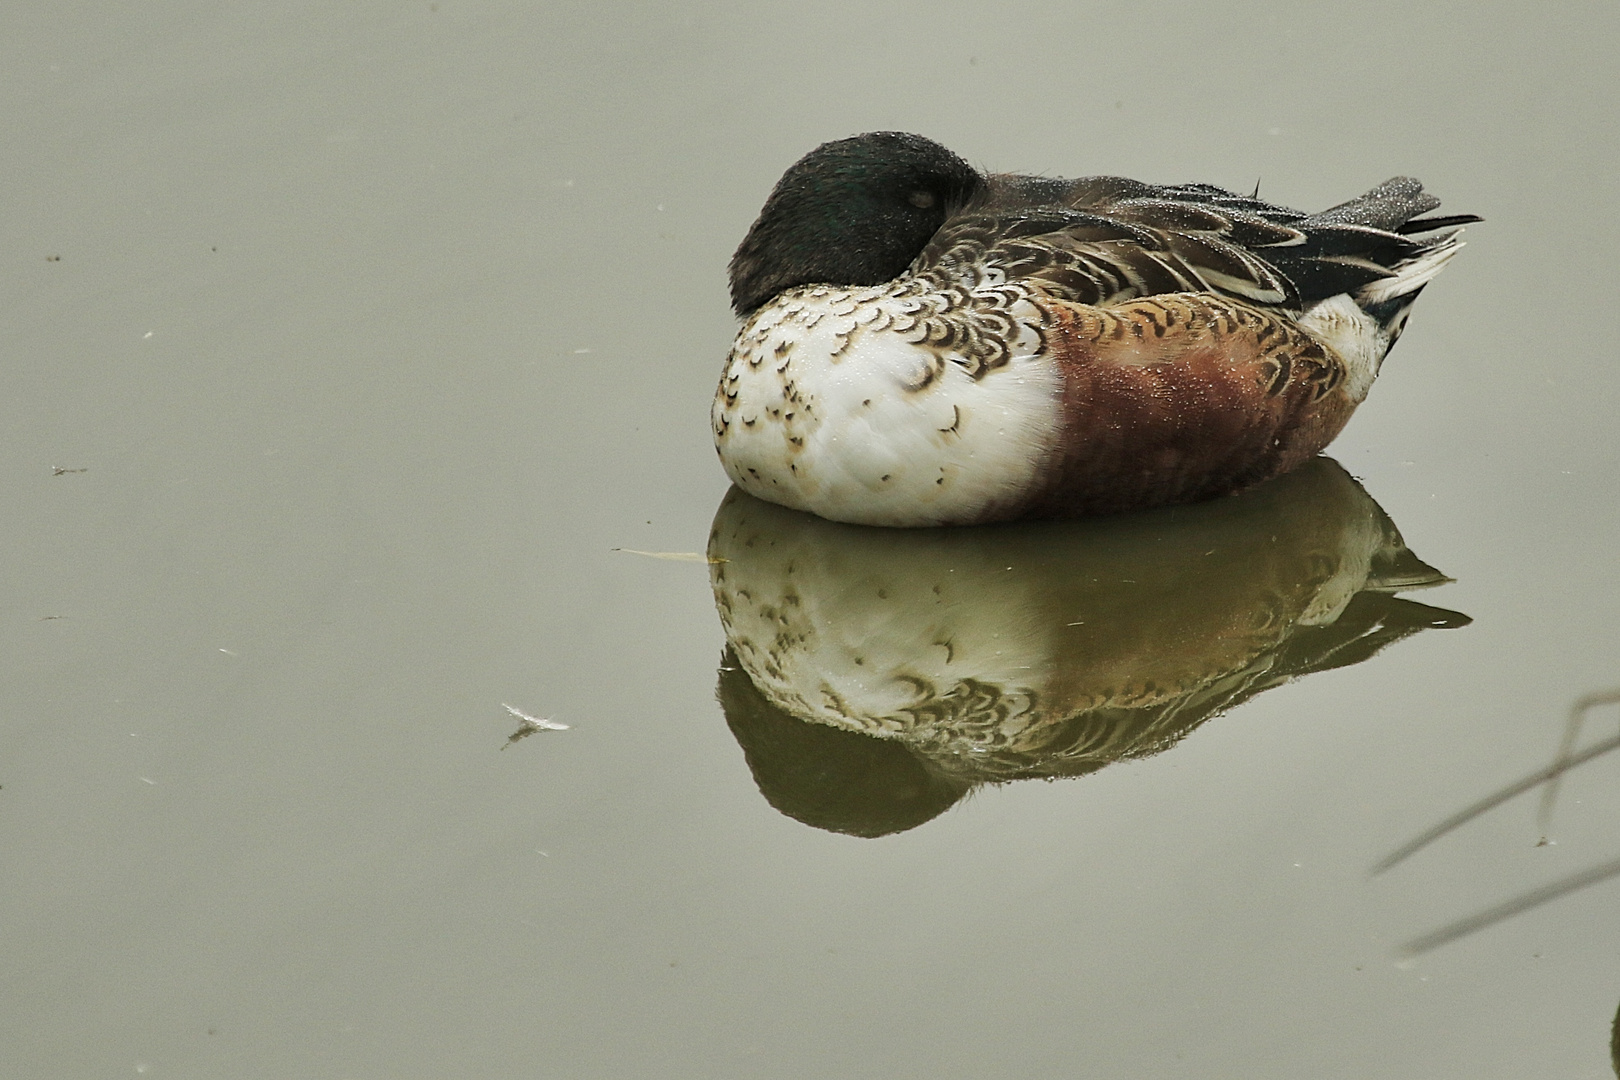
[713,133,1475,527]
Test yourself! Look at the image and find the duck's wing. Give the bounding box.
[917,175,1477,311]
[915,204,1296,307]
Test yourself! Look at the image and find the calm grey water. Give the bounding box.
[5,3,1619,1077]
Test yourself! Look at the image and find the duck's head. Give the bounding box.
[728,132,981,316]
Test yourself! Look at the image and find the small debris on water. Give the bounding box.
[501,703,568,750]
[612,548,724,563]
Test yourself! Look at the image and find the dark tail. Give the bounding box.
[1277,177,1479,340]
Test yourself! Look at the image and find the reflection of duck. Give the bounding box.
[714,132,1476,526]
[710,458,1469,835]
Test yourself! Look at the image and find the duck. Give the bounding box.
[712,131,1478,527]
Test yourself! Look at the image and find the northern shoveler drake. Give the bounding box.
[712,132,1478,527]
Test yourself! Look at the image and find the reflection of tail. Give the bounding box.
[1274,593,1470,682]
[1365,541,1454,593]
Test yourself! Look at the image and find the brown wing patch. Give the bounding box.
[1053,294,1341,396]
[1027,293,1358,516]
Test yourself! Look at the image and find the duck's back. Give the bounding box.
[930,170,1470,314]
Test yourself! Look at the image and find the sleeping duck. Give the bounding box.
[713,132,1476,526]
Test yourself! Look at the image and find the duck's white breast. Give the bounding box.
[711,282,1065,527]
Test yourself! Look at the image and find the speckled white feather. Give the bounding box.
[713,284,1064,526]
[1296,233,1467,403]
[1296,294,1388,403]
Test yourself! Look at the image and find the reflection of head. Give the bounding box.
[710,457,1470,832]
[717,649,970,836]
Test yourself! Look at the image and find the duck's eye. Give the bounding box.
[907,190,936,209]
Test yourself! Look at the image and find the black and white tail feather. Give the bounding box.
[1295,176,1476,344]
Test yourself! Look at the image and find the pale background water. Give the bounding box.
[4,2,1618,1077]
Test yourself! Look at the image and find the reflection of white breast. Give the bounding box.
[714,529,1056,749]
[711,282,1064,527]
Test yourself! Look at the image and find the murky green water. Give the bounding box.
[5,3,1619,1077]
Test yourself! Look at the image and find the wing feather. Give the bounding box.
[914,173,1476,312]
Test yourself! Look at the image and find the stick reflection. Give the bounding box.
[1379,690,1620,956]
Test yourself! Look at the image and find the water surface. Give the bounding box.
[4,3,1619,1077]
